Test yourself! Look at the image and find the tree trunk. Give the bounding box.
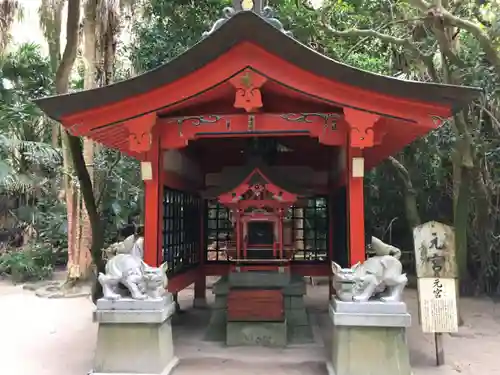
[43,0,65,148]
[388,156,421,229]
[74,0,100,281]
[65,134,105,302]
[52,0,81,281]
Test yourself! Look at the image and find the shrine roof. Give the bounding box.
[203,158,314,199]
[35,11,481,122]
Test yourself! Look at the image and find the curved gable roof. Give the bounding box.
[203,158,315,199]
[35,11,481,121]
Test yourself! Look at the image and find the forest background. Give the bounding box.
[0,0,499,297]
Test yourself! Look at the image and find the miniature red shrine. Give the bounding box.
[210,164,304,265]
[35,0,480,347]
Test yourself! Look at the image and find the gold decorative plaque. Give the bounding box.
[241,0,254,11]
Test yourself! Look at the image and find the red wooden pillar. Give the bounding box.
[194,199,207,308]
[347,147,365,265]
[137,116,161,267]
[328,192,335,299]
[343,108,380,266]
[236,211,241,259]
[278,210,284,259]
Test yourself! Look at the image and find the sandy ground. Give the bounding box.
[0,278,499,375]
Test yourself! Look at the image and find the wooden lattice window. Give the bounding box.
[288,196,328,262]
[162,187,202,276]
[205,200,232,262]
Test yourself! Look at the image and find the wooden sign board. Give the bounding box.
[413,221,457,279]
[140,161,153,181]
[418,277,458,333]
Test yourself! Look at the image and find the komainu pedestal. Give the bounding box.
[328,298,411,375]
[329,238,411,375]
[92,295,178,375]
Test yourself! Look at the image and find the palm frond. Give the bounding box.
[0,159,13,180]
[0,169,54,196]
[0,171,36,195]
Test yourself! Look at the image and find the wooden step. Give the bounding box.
[227,289,284,321]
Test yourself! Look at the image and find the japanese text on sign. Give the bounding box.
[418,278,458,333]
[413,221,457,279]
[433,278,443,299]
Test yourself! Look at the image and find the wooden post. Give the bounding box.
[347,147,365,266]
[328,193,335,299]
[434,333,445,366]
[279,211,284,259]
[193,198,207,308]
[343,108,379,266]
[236,212,241,259]
[413,221,458,367]
[193,273,207,308]
[143,131,161,266]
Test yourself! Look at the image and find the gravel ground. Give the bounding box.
[0,278,499,375]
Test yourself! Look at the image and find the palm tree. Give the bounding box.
[0,0,23,53]
[77,0,135,280]
[0,43,63,241]
[37,0,136,282]
[38,0,83,281]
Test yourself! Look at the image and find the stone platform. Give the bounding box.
[205,272,313,346]
[328,297,412,375]
[92,294,179,375]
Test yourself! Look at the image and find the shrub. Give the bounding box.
[0,242,56,282]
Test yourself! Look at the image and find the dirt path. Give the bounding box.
[0,281,499,375]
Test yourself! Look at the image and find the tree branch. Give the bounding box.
[388,156,421,228]
[294,0,316,11]
[406,0,500,76]
[341,18,427,61]
[321,18,439,80]
[474,102,500,134]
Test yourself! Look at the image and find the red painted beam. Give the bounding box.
[158,113,344,149]
[203,262,330,276]
[61,42,449,137]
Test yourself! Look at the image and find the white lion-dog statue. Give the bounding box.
[98,235,168,300]
[331,236,407,302]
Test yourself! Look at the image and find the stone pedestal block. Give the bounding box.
[227,321,287,347]
[205,273,313,345]
[92,295,178,375]
[328,298,412,375]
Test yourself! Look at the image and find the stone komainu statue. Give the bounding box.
[331,236,407,302]
[99,235,168,300]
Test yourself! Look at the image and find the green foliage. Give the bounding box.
[128,0,231,71]
[94,149,144,243]
[0,42,143,282]
[128,0,387,74]
[0,43,60,197]
[0,242,56,282]
[1,0,498,295]
[126,0,500,295]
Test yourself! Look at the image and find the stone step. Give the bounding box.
[172,358,328,375]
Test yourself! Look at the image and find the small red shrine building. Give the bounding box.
[35,2,479,302]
